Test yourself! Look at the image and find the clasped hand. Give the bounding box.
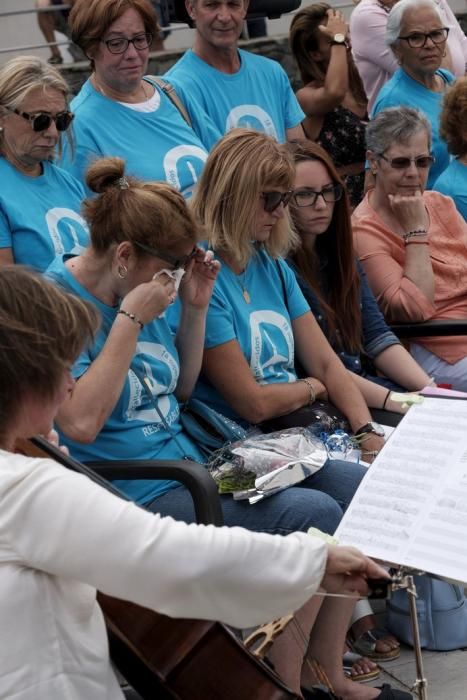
[388,191,428,235]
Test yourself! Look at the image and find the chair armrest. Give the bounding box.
[391,319,467,338]
[87,460,224,526]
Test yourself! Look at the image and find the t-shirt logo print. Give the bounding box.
[45,207,89,254]
[249,310,295,383]
[225,105,278,140]
[126,342,179,424]
[163,145,208,198]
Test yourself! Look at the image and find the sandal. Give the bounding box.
[347,627,400,661]
[343,650,380,683]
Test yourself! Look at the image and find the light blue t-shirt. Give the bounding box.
[192,249,310,422]
[0,158,89,272]
[166,49,305,143]
[371,68,454,188]
[433,158,467,221]
[46,253,205,505]
[60,78,219,197]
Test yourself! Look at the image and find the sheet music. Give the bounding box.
[335,397,467,584]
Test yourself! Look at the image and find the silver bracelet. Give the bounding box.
[298,378,316,405]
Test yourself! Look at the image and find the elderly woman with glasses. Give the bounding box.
[350,0,467,113]
[353,106,467,390]
[0,56,89,272]
[370,0,454,188]
[59,0,220,197]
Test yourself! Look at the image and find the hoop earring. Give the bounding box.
[117,264,128,279]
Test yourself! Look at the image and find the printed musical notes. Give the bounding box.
[335,398,467,584]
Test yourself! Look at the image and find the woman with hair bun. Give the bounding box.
[46,155,219,505]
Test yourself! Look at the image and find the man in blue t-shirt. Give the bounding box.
[165,0,305,143]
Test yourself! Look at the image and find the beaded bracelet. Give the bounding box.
[402,229,427,243]
[118,309,144,330]
[298,378,316,405]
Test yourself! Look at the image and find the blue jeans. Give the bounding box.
[146,459,366,536]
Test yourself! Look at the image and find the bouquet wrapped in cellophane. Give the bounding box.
[206,427,328,504]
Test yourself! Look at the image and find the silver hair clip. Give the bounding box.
[116,176,129,190]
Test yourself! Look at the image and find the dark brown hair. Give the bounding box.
[439,77,467,158]
[0,266,98,440]
[287,140,362,353]
[83,156,200,256]
[69,0,158,63]
[289,3,367,107]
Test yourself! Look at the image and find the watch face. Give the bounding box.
[333,33,346,43]
[369,422,385,437]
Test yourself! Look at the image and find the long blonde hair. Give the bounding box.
[192,129,299,267]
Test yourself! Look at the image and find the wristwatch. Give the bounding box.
[330,33,347,46]
[355,421,385,438]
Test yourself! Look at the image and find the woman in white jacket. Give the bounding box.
[0,265,407,700]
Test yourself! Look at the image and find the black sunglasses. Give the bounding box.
[7,107,74,132]
[261,190,293,213]
[379,154,435,170]
[133,241,198,269]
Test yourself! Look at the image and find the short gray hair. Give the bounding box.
[0,55,72,158]
[385,0,446,47]
[366,107,432,154]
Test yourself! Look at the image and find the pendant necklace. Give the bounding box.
[237,262,251,304]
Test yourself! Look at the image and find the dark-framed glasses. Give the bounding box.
[261,190,293,213]
[292,184,343,208]
[133,241,198,269]
[7,107,74,132]
[102,32,153,54]
[379,153,435,169]
[398,27,449,48]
